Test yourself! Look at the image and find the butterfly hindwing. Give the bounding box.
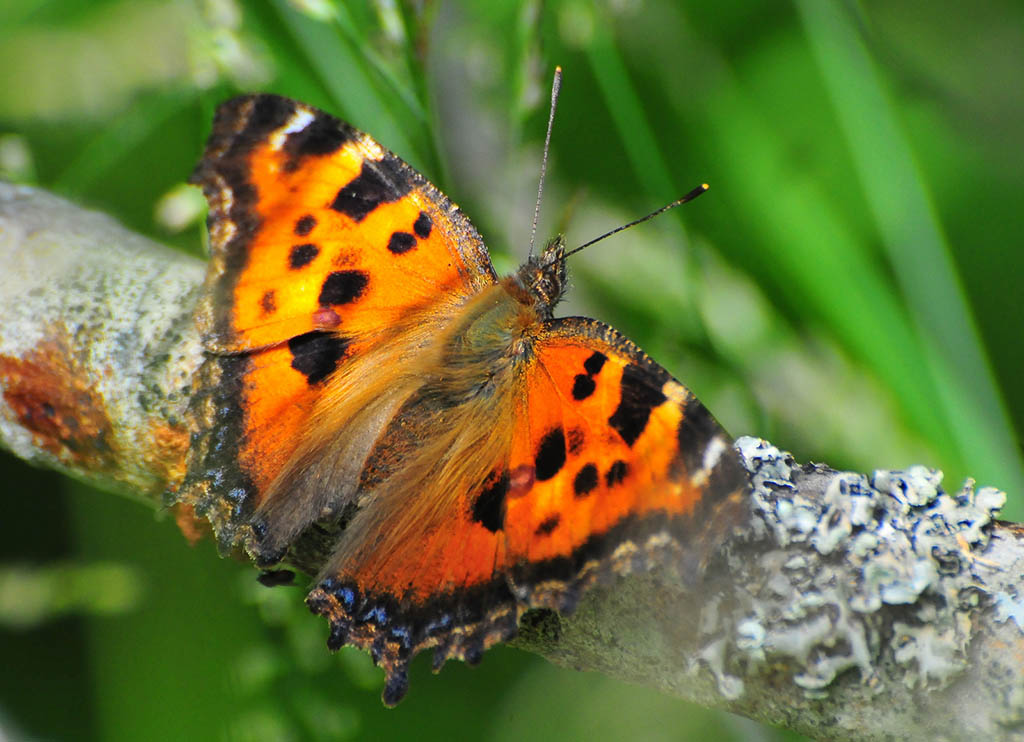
[504,318,749,607]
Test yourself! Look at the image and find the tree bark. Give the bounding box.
[3,183,1023,740]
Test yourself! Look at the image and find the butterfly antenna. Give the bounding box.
[528,66,563,259]
[558,183,710,263]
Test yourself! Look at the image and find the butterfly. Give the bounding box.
[180,92,749,705]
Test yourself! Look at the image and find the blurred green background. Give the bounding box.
[2,0,1023,739]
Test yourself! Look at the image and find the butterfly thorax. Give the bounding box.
[430,235,568,400]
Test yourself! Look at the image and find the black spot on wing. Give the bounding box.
[233,96,295,151]
[605,460,629,487]
[572,374,595,400]
[583,351,607,376]
[289,243,319,269]
[387,231,417,254]
[534,514,561,536]
[573,463,598,497]
[319,270,369,305]
[330,156,412,222]
[288,331,350,385]
[675,396,718,476]
[283,112,354,168]
[608,364,667,447]
[294,214,317,236]
[471,471,509,533]
[535,427,567,482]
[413,211,432,239]
[704,442,749,506]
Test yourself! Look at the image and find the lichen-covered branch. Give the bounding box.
[3,183,1023,740]
[515,439,1024,740]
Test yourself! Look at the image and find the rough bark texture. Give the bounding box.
[3,183,1024,740]
[0,183,204,502]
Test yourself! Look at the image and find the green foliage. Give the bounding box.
[2,0,1023,739]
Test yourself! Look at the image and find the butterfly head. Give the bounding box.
[511,235,568,318]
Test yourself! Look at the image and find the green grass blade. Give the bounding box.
[268,0,429,170]
[796,0,1024,502]
[585,19,676,201]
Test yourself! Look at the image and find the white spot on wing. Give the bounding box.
[690,435,728,489]
[268,108,315,152]
[702,435,727,473]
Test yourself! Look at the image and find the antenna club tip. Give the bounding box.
[701,183,710,191]
[555,65,563,74]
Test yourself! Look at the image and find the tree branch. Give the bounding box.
[0,183,204,503]
[3,183,1023,740]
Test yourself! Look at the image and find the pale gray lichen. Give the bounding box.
[714,437,1006,697]
[993,591,1024,632]
[692,627,746,701]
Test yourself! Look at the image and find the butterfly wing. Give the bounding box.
[182,95,497,551]
[306,315,749,705]
[184,94,749,706]
[502,317,749,605]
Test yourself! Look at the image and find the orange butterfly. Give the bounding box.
[181,92,748,704]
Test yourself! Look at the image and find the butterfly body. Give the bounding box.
[181,94,749,704]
